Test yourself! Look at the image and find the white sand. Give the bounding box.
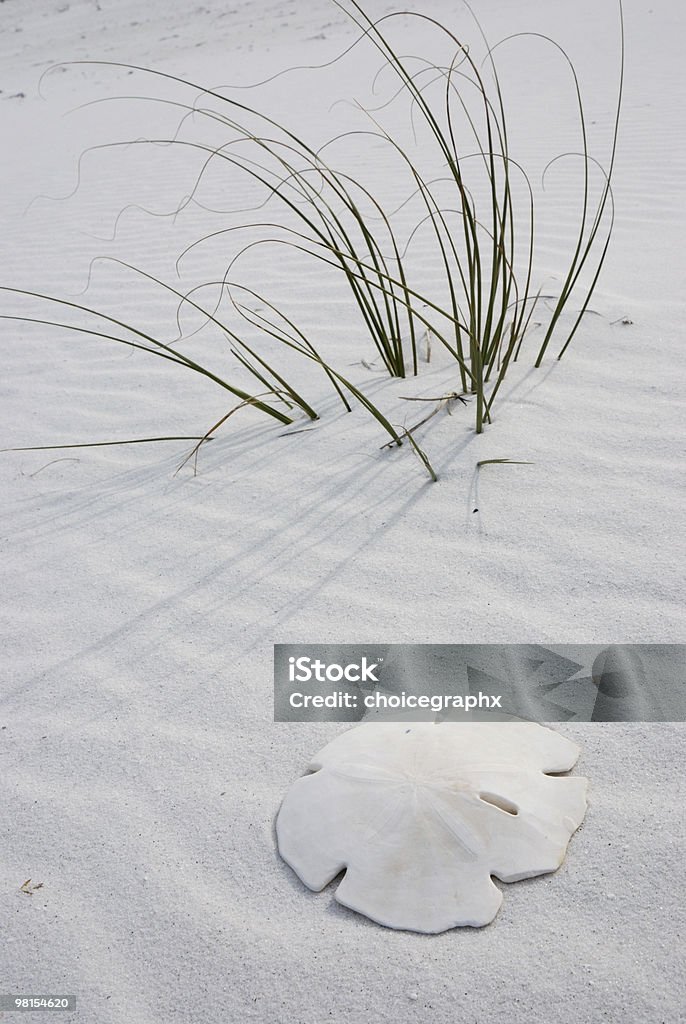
[1,1,684,1021]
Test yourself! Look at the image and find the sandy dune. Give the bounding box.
[1,1,684,1021]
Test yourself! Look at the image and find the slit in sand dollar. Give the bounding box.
[276,722,588,932]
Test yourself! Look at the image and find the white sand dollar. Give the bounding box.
[277,722,588,932]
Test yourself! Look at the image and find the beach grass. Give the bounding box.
[2,1,624,477]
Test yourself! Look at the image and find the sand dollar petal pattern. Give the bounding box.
[276,722,588,932]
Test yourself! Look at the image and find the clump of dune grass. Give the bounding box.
[2,1,623,479]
